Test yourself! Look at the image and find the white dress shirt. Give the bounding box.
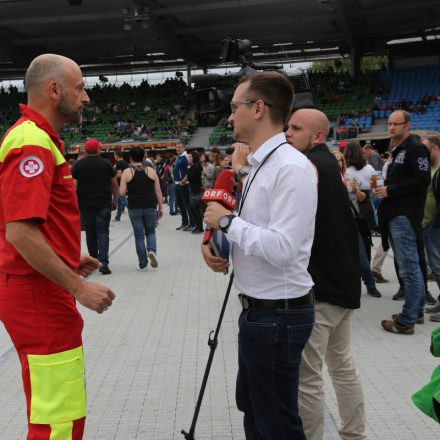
[227,132,317,300]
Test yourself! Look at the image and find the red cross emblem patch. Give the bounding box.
[19,156,44,178]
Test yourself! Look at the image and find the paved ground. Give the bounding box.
[0,210,439,439]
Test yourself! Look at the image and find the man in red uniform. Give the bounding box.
[0,54,115,439]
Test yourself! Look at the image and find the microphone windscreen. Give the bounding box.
[214,169,236,193]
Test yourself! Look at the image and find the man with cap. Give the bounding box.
[72,138,119,274]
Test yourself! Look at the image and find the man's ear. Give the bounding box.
[47,81,60,101]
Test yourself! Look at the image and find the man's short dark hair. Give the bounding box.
[239,71,294,126]
[130,147,145,163]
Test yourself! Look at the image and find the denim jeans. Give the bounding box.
[236,302,315,439]
[168,182,177,214]
[358,231,376,289]
[388,216,425,326]
[175,184,195,227]
[128,208,157,268]
[81,207,111,266]
[423,224,440,296]
[115,195,127,220]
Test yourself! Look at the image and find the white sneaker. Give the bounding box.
[148,252,158,268]
[137,265,148,272]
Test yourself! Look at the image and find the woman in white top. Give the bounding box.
[344,141,376,190]
[344,141,378,233]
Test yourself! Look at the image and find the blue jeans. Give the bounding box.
[424,224,440,297]
[358,231,376,289]
[128,208,157,268]
[388,216,425,326]
[236,302,315,439]
[115,195,127,220]
[168,182,177,214]
[81,208,111,266]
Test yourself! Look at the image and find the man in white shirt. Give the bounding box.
[203,71,318,439]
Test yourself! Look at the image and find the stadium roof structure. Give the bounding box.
[0,0,440,80]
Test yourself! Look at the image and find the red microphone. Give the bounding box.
[202,169,237,244]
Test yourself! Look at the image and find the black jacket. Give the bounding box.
[378,134,431,223]
[378,134,431,250]
[307,144,361,309]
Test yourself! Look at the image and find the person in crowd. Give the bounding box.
[154,153,168,204]
[167,156,178,215]
[183,151,204,233]
[342,142,382,297]
[113,150,129,221]
[203,72,317,439]
[0,53,115,440]
[209,147,220,167]
[77,150,87,160]
[200,151,215,188]
[73,138,118,275]
[421,137,440,322]
[344,141,377,231]
[378,110,431,334]
[363,143,384,171]
[286,109,366,440]
[174,143,195,231]
[212,153,231,183]
[119,147,163,270]
[371,140,395,284]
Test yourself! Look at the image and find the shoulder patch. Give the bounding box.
[19,156,44,178]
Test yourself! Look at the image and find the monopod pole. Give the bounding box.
[181,272,235,440]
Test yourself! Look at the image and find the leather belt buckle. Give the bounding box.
[238,293,250,310]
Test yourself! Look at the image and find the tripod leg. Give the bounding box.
[181,272,235,439]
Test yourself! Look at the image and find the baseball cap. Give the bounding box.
[84,138,101,152]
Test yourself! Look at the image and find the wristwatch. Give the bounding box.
[219,214,236,234]
[236,165,251,181]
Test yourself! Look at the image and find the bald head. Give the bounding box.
[25,54,80,94]
[23,53,89,130]
[285,108,330,152]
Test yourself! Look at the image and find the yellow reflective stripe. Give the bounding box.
[0,120,65,165]
[49,421,73,440]
[28,346,87,424]
[63,175,73,179]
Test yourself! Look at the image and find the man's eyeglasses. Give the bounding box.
[387,121,409,127]
[230,99,273,114]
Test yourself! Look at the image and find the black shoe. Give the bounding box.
[99,266,111,275]
[191,228,204,234]
[367,287,381,298]
[176,224,186,230]
[392,288,404,301]
[425,290,437,305]
[183,225,193,231]
[425,303,440,314]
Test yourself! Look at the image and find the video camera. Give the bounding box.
[192,38,314,125]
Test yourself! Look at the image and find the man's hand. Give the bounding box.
[201,244,229,273]
[204,202,231,229]
[73,280,115,314]
[231,142,250,174]
[374,186,388,199]
[76,255,100,277]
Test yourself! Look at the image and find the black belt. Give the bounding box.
[238,290,314,310]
